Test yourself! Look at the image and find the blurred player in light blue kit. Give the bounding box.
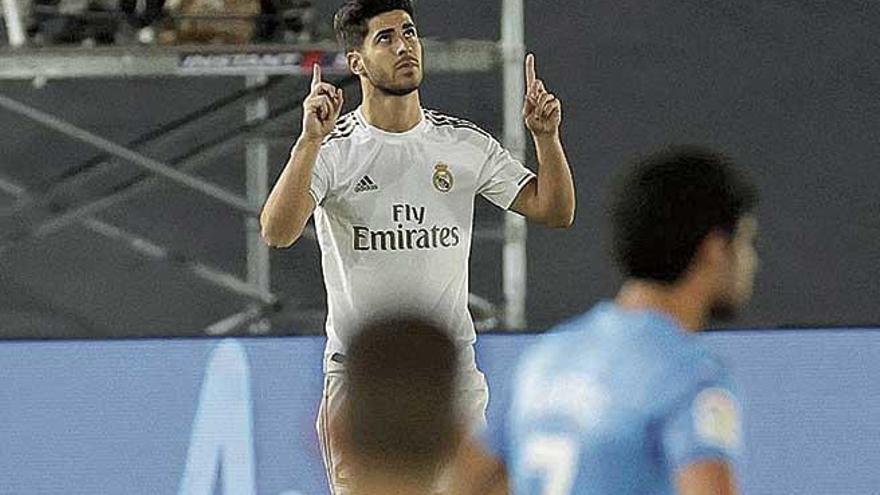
[490,145,759,495]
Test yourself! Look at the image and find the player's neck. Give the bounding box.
[616,280,708,332]
[360,85,422,133]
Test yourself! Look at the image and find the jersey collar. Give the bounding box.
[597,301,688,338]
[354,106,427,140]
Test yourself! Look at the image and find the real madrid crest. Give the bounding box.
[432,163,454,193]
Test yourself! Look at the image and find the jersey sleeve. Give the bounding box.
[661,372,743,471]
[476,137,536,210]
[308,148,334,206]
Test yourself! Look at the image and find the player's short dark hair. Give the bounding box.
[333,0,415,51]
[344,316,459,479]
[611,145,758,283]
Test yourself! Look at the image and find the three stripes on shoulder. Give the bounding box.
[322,110,492,146]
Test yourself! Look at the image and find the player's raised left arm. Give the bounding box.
[510,53,576,229]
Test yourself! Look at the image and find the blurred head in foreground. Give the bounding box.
[612,145,759,325]
[336,317,461,493]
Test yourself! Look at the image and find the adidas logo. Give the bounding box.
[354,175,379,193]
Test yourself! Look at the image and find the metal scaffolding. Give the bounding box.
[1,0,25,48]
[501,0,528,330]
[0,0,529,334]
[0,41,499,79]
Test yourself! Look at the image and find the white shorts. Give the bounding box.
[315,361,489,495]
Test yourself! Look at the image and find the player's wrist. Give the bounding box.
[297,133,325,148]
[531,128,561,143]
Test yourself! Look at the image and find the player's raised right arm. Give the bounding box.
[261,64,344,248]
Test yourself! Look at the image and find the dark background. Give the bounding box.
[1,0,878,338]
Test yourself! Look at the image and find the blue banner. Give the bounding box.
[1,331,878,494]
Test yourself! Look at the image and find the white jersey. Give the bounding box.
[310,107,535,371]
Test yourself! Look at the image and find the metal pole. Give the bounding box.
[0,175,277,304]
[501,0,528,330]
[245,74,272,334]
[0,94,259,216]
[83,218,277,305]
[0,100,317,253]
[1,0,26,47]
[0,138,237,248]
[204,308,264,336]
[0,78,284,221]
[0,175,25,196]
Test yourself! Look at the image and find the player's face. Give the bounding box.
[711,215,759,320]
[353,10,423,96]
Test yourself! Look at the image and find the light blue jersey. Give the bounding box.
[493,303,742,495]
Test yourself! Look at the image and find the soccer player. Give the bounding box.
[333,317,462,495]
[490,146,758,495]
[259,0,576,492]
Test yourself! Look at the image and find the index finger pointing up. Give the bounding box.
[311,63,322,89]
[525,53,536,88]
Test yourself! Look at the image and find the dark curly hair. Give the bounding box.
[611,145,758,283]
[333,0,415,51]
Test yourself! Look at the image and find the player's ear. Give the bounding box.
[695,229,733,274]
[347,51,364,76]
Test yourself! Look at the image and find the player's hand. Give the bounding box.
[522,53,562,137]
[302,63,344,142]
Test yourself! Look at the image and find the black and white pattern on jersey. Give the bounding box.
[354,175,379,193]
[423,109,493,140]
[322,112,361,146]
